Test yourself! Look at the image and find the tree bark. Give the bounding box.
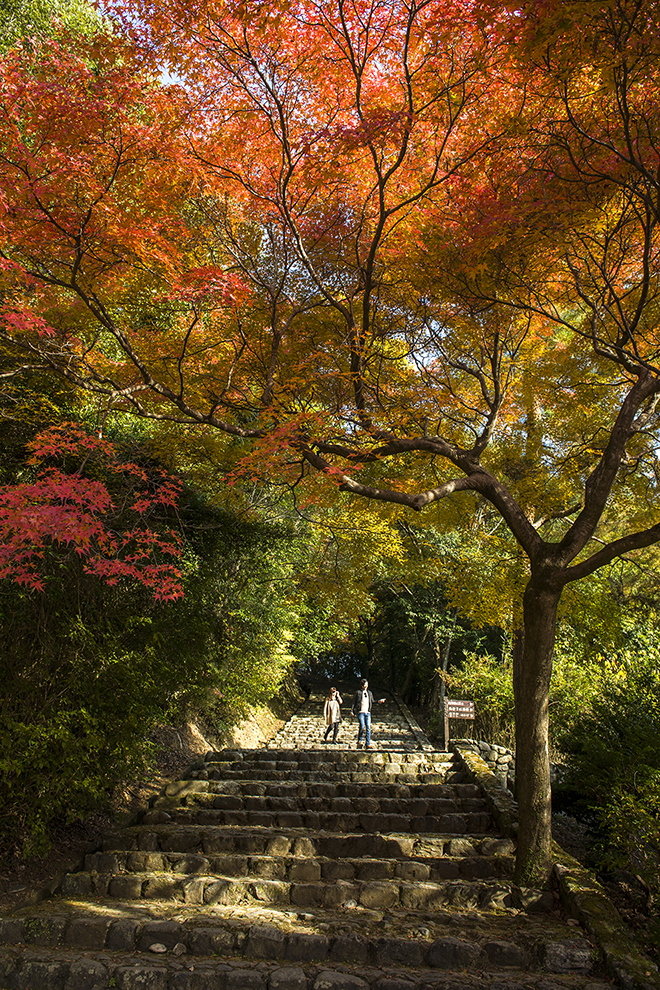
[513,575,561,885]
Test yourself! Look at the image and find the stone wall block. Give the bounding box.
[202,835,235,855]
[114,965,169,989]
[64,917,110,950]
[0,919,25,945]
[61,873,95,898]
[188,927,235,956]
[226,969,265,990]
[182,877,207,906]
[356,861,391,882]
[127,852,165,873]
[373,980,417,990]
[170,969,221,990]
[25,916,67,948]
[399,882,445,911]
[290,883,324,908]
[267,836,293,856]
[15,958,70,990]
[482,939,529,968]
[374,937,427,967]
[289,861,321,882]
[138,921,187,952]
[445,882,481,910]
[427,936,485,970]
[479,886,514,910]
[479,838,515,857]
[322,861,356,881]
[313,972,368,990]
[446,838,476,857]
[429,861,460,881]
[541,939,594,973]
[328,935,369,965]
[138,832,159,852]
[161,832,202,854]
[291,838,315,858]
[517,887,554,912]
[285,933,329,962]
[142,878,183,902]
[268,966,307,990]
[204,879,242,906]
[245,925,287,959]
[394,861,430,881]
[170,854,208,875]
[358,881,399,910]
[414,839,445,858]
[64,958,109,990]
[106,919,140,951]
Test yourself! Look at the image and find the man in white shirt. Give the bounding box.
[351,678,375,748]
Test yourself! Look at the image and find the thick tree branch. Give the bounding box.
[561,520,660,584]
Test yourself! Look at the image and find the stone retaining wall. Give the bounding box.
[450,739,514,789]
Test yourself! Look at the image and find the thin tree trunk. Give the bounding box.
[431,609,457,708]
[513,576,560,885]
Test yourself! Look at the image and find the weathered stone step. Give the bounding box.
[0,922,603,990]
[151,781,489,818]
[188,769,465,787]
[138,806,493,834]
[79,848,514,884]
[201,750,451,767]
[58,869,547,914]
[0,904,578,969]
[170,779,480,802]
[0,951,605,990]
[97,826,509,861]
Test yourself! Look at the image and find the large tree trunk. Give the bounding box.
[513,576,561,885]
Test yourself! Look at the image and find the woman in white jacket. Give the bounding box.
[323,686,343,743]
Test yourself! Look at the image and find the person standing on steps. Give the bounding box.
[323,686,343,743]
[350,679,384,749]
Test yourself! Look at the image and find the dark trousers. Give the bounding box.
[324,721,339,742]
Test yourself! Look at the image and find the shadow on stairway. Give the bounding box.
[0,691,656,990]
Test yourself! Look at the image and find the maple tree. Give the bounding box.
[0,420,183,597]
[2,0,660,883]
[0,0,100,50]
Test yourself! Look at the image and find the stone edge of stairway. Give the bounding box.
[389,695,435,751]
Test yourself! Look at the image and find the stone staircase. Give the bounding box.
[0,686,621,989]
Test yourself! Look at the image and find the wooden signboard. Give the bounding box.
[445,699,475,719]
[442,698,475,751]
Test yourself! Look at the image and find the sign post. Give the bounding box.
[442,698,475,751]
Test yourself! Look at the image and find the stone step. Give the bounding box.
[79,848,514,885]
[151,781,489,816]
[201,750,450,766]
[56,871,550,914]
[176,780,476,800]
[135,807,494,834]
[185,770,466,787]
[0,905,590,967]
[96,826,509,861]
[0,912,603,990]
[0,953,605,990]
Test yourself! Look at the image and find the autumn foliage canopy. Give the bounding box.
[2,0,660,880]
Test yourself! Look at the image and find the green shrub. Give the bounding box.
[558,656,660,891]
[444,652,515,747]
